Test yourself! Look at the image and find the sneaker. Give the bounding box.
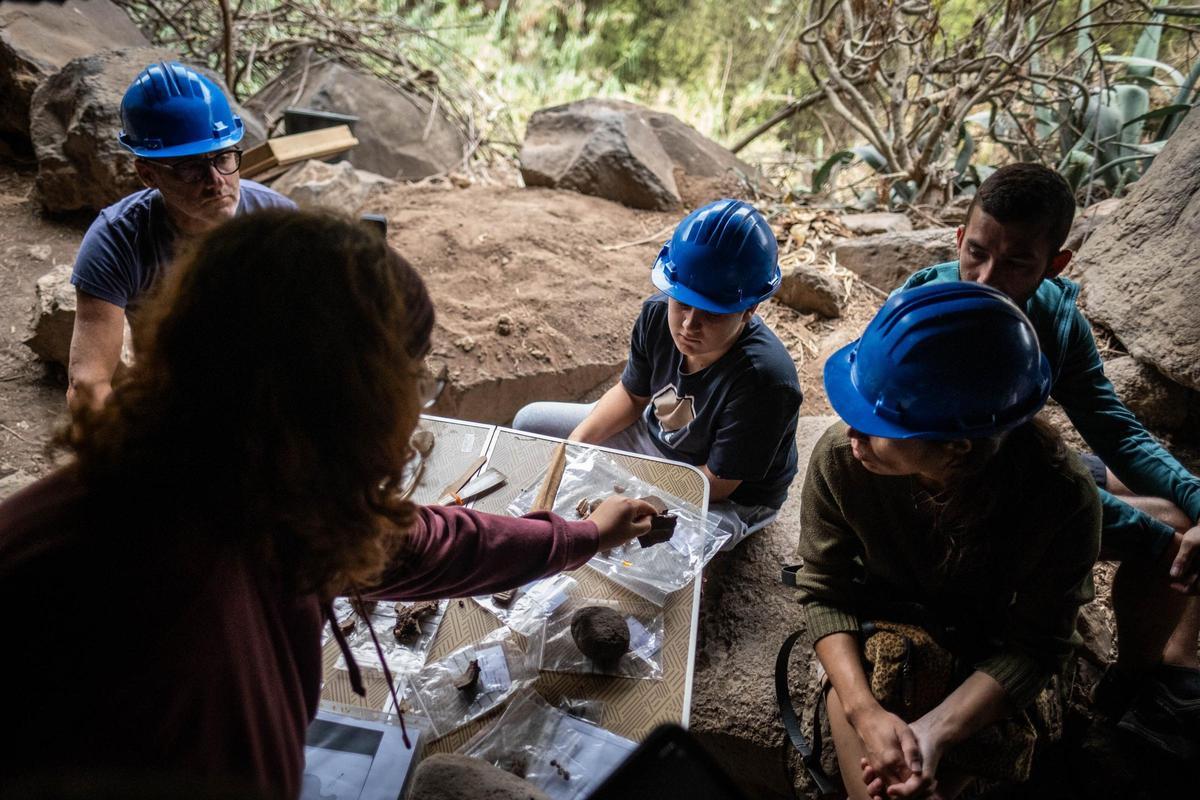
[1117,665,1200,761]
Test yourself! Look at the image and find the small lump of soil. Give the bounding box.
[393,601,438,642]
[570,606,630,665]
[492,589,516,607]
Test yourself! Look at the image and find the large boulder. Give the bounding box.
[408,754,550,800]
[1075,110,1200,392]
[1063,197,1121,256]
[690,415,839,800]
[30,47,266,213]
[271,159,397,211]
[1103,355,1190,431]
[244,57,466,181]
[0,0,148,154]
[25,263,132,368]
[520,98,771,210]
[833,227,957,291]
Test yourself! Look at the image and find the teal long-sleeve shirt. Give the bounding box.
[901,263,1198,545]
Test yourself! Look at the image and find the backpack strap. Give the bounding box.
[776,629,840,797]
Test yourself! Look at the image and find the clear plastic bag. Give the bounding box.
[473,574,578,636]
[329,597,448,678]
[404,627,537,739]
[458,689,636,800]
[529,597,664,681]
[508,448,727,604]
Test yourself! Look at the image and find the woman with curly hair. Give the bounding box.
[0,210,655,797]
[794,282,1102,799]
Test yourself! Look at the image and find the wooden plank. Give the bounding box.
[240,125,359,179]
[531,442,567,512]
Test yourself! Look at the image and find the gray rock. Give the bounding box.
[271,159,396,211]
[1075,600,1115,668]
[0,0,148,152]
[1064,197,1121,255]
[408,753,550,800]
[244,56,465,181]
[838,212,913,236]
[1076,110,1200,392]
[25,263,132,368]
[30,47,266,213]
[521,98,680,210]
[690,415,840,800]
[1103,355,1190,431]
[833,227,957,291]
[774,263,846,318]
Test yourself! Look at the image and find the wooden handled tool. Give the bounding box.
[531,442,568,512]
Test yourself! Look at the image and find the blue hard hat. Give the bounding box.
[118,62,244,158]
[824,281,1052,440]
[651,198,781,314]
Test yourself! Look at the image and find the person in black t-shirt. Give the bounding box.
[514,199,802,548]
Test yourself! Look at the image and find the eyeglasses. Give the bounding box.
[150,149,242,184]
[418,363,447,410]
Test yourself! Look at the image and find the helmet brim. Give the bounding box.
[119,126,245,160]
[823,339,928,440]
[651,259,771,314]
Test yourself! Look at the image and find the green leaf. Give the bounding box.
[1130,4,1165,78]
[1122,103,1194,129]
[1103,55,1183,86]
[812,150,857,193]
[851,144,886,171]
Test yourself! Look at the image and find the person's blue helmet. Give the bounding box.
[824,281,1052,440]
[118,62,244,158]
[651,198,781,314]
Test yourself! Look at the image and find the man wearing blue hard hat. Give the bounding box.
[514,199,803,548]
[796,281,1101,799]
[67,61,294,414]
[899,163,1199,759]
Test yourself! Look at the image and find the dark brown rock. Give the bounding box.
[570,605,630,664]
[453,659,481,694]
[0,0,148,152]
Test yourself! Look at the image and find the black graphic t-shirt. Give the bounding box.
[620,294,802,509]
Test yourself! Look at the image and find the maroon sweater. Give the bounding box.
[0,468,598,798]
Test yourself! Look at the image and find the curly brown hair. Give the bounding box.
[65,209,433,598]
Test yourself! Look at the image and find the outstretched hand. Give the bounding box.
[588,495,658,549]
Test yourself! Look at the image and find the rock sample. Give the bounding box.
[833,227,957,291]
[271,159,396,211]
[0,0,148,152]
[570,606,630,664]
[244,56,465,180]
[25,263,132,368]
[690,415,838,800]
[520,98,771,210]
[408,753,551,800]
[775,263,846,318]
[1103,355,1190,431]
[1076,109,1200,393]
[30,47,266,213]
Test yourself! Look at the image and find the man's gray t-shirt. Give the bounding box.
[71,180,295,322]
[620,294,802,509]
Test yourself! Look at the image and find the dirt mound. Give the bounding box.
[362,184,675,423]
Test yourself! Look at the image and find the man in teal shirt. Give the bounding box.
[900,163,1198,755]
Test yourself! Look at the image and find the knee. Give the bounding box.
[510,403,544,432]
